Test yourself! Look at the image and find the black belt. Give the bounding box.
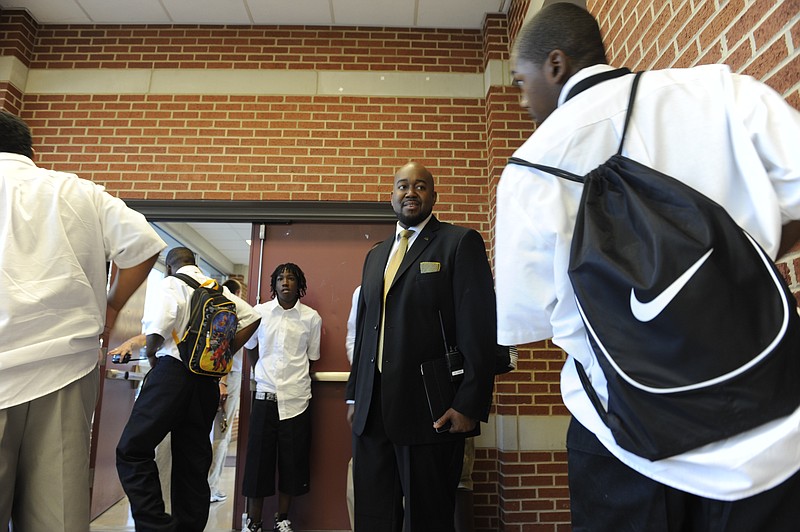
[255,391,277,402]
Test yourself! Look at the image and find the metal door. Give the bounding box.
[89,275,149,519]
[234,221,393,530]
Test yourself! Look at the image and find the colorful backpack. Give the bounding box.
[173,273,239,377]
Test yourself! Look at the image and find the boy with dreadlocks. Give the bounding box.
[242,263,322,532]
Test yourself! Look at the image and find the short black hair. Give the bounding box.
[165,247,196,270]
[0,111,34,158]
[270,263,307,299]
[515,3,607,69]
[223,279,242,295]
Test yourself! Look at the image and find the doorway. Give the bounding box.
[88,200,395,531]
[90,220,253,530]
[237,221,393,531]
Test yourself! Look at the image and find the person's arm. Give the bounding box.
[103,253,159,338]
[218,374,229,406]
[245,346,259,371]
[108,333,147,362]
[145,333,165,368]
[434,229,497,434]
[231,319,261,354]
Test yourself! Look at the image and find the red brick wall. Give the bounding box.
[23,93,492,233]
[588,0,800,109]
[0,82,23,115]
[30,25,484,72]
[0,10,37,65]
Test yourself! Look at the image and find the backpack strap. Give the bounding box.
[616,71,643,156]
[506,158,584,183]
[172,273,200,344]
[564,67,631,103]
[174,272,200,290]
[507,70,645,182]
[174,272,219,291]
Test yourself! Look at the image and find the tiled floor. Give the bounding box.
[90,442,239,532]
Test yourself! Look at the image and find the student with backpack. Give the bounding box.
[495,4,800,531]
[116,246,261,531]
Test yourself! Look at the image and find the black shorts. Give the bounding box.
[242,395,311,497]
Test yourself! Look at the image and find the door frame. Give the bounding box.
[125,199,396,530]
[125,200,395,224]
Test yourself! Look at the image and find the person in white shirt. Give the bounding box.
[116,247,261,532]
[242,263,322,532]
[344,284,360,531]
[208,278,247,503]
[495,4,800,531]
[0,111,166,531]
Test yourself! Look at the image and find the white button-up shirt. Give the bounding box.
[245,298,322,420]
[496,64,800,500]
[142,265,261,362]
[0,153,166,409]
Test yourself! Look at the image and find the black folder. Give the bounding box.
[420,357,456,433]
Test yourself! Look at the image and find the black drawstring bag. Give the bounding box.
[508,71,800,460]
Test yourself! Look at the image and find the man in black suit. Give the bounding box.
[345,161,497,532]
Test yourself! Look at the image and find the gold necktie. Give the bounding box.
[378,229,414,371]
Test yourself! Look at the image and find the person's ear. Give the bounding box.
[545,49,571,85]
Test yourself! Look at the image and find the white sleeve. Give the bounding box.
[91,185,166,268]
[307,312,322,361]
[495,165,558,346]
[142,277,180,338]
[223,288,261,330]
[344,286,360,365]
[243,330,259,351]
[242,303,264,350]
[733,75,800,223]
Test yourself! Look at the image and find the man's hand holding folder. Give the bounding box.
[433,408,477,434]
[420,356,477,434]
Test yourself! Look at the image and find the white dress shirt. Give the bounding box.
[385,214,432,272]
[496,64,800,500]
[345,285,360,365]
[245,298,322,420]
[0,153,166,409]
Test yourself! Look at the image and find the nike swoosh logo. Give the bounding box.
[630,248,713,322]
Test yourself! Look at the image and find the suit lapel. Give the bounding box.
[388,216,439,291]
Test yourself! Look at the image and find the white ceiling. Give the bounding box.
[186,222,252,267]
[0,0,511,28]
[156,221,253,272]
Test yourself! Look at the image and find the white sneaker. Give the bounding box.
[273,516,293,532]
[210,490,227,503]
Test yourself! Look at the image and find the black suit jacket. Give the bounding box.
[345,216,497,445]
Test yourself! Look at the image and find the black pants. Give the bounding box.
[116,356,219,532]
[352,372,464,532]
[567,417,800,532]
